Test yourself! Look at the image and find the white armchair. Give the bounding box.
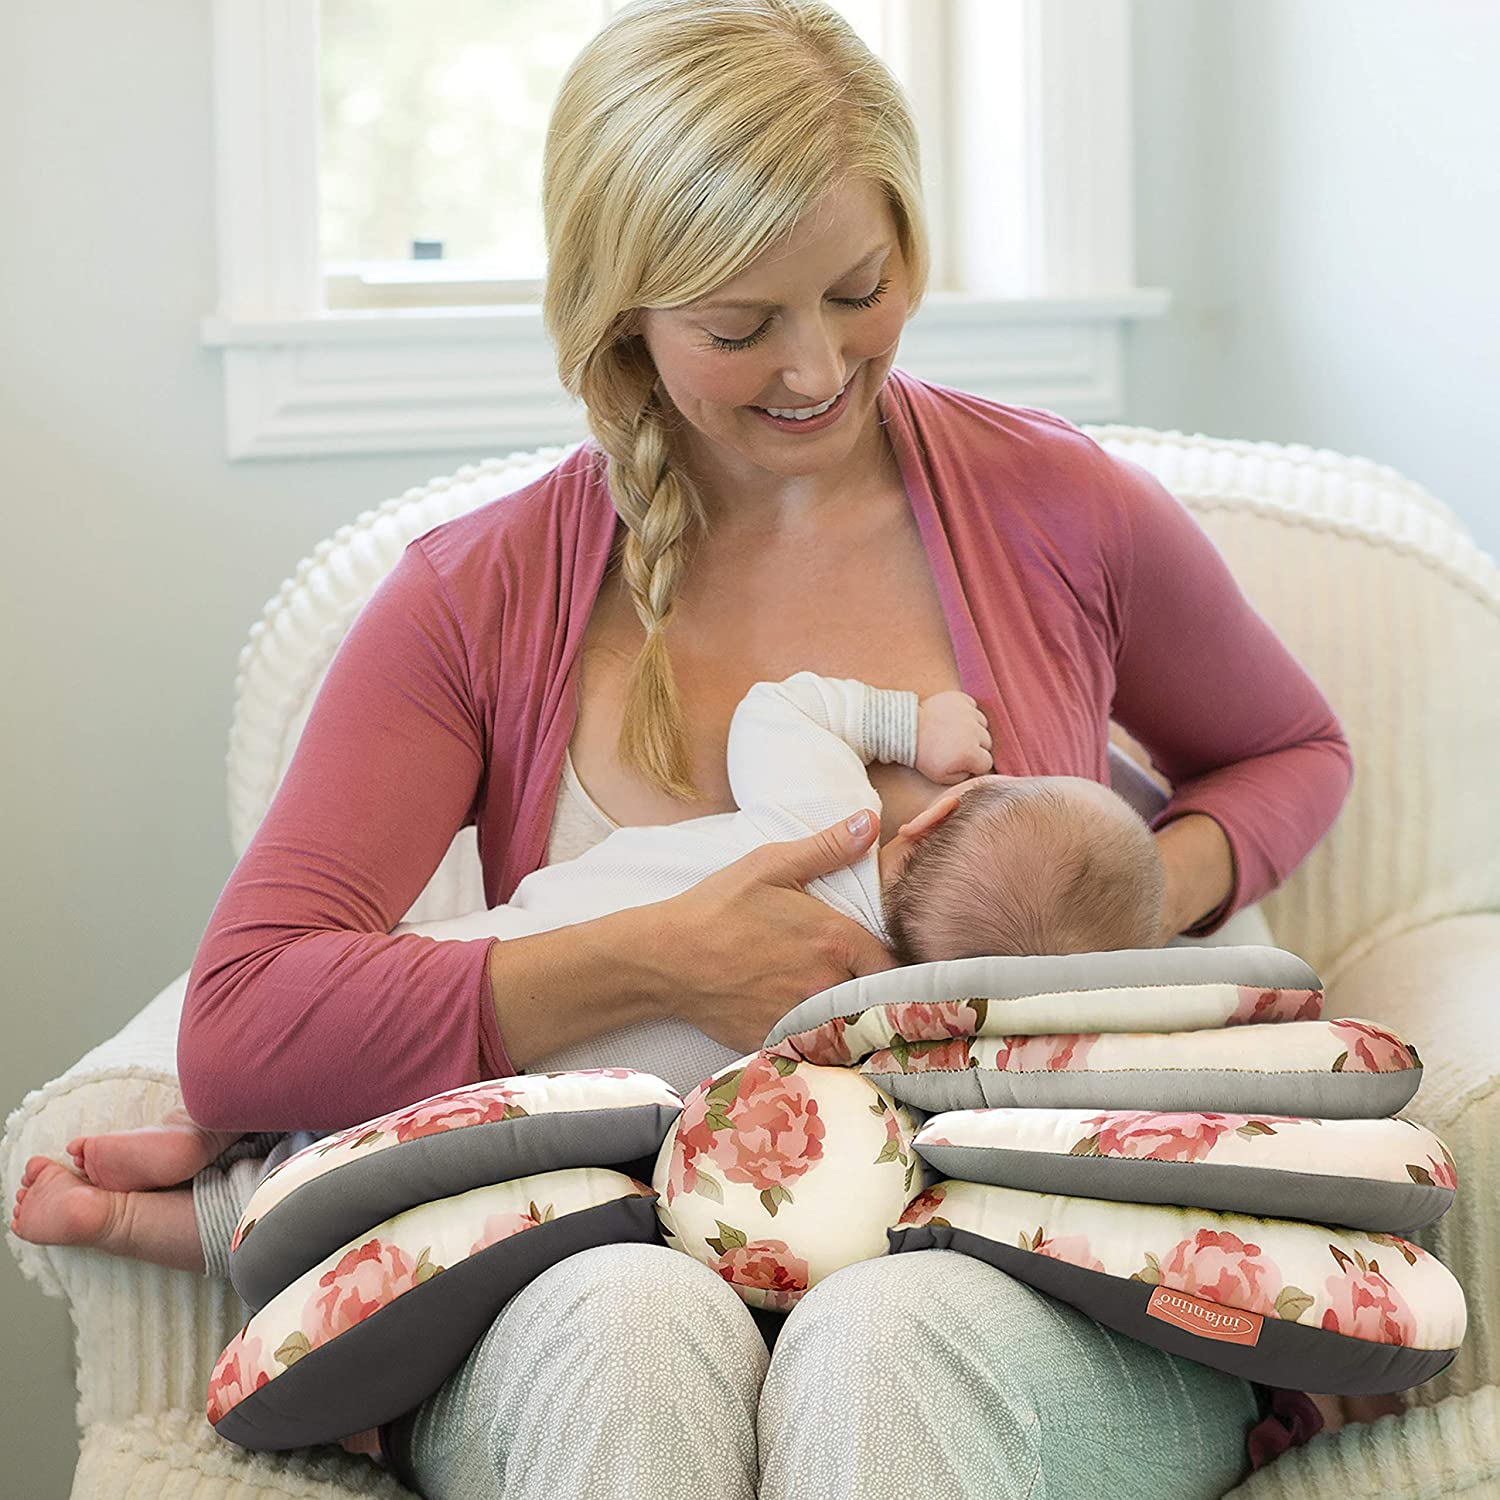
[7,428,1500,1498]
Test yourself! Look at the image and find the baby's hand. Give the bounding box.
[916,691,993,784]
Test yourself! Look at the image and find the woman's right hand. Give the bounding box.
[642,809,900,1054]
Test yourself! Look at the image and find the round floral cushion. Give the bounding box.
[763,945,1324,1066]
[652,1051,923,1309]
[229,1069,682,1311]
[860,1017,1422,1118]
[889,1179,1466,1395]
[912,1108,1458,1234]
[209,1167,659,1452]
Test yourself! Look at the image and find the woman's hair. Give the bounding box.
[541,0,931,800]
[883,780,1168,963]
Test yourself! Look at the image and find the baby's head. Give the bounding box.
[880,775,1166,963]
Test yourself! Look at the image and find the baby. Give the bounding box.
[12,672,1163,1289]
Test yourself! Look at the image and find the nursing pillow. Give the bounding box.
[763,945,1325,1066]
[912,1108,1458,1234]
[230,1068,682,1311]
[206,945,1460,1452]
[888,1179,1466,1395]
[862,1017,1424,1116]
[652,1051,924,1309]
[210,1167,660,1451]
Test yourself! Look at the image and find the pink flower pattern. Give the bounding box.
[1321,1258,1418,1346]
[303,1238,424,1349]
[883,1001,987,1042]
[898,1186,949,1226]
[1076,1111,1302,1162]
[468,1209,541,1257]
[1159,1228,1283,1315]
[206,1329,270,1425]
[711,1239,810,1311]
[1230,987,1324,1025]
[712,1054,825,1192]
[1329,1020,1418,1073]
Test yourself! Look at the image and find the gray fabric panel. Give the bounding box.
[867,1066,1422,1118]
[913,1143,1454,1235]
[765,944,1321,1051]
[889,1222,1458,1396]
[230,1102,680,1312]
[216,1193,663,1454]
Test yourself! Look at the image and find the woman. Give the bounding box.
[177,2,1356,1495]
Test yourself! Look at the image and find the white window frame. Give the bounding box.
[202,0,1168,460]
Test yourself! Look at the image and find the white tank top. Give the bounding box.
[531,749,744,1094]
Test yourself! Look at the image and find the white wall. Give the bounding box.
[1128,0,1500,563]
[2,1,1496,1492]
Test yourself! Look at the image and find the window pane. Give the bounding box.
[319,0,604,273]
[320,0,889,285]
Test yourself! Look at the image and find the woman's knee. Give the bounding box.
[506,1240,762,1346]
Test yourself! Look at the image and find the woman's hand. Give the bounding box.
[916,690,993,784]
[643,809,900,1054]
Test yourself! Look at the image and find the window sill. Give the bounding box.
[200,288,1170,460]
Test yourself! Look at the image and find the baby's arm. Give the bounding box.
[724,672,919,838]
[726,673,992,833]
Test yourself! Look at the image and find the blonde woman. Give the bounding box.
[176,2,1357,1494]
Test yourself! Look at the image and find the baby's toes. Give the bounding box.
[21,1155,55,1187]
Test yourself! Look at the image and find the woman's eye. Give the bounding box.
[703,279,891,353]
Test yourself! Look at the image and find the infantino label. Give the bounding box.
[1145,1286,1264,1345]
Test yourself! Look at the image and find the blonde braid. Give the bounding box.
[602,391,708,803]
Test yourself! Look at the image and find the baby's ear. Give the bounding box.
[898,794,962,842]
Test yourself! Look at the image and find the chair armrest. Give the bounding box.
[1324,913,1500,1403]
[3,969,251,1428]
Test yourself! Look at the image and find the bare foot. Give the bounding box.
[12,1157,206,1274]
[12,1157,129,1250]
[65,1105,240,1191]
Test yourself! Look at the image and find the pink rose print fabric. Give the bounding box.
[1329,1019,1421,1073]
[1074,1111,1302,1163]
[664,1051,825,1214]
[655,1059,922,1310]
[1230,986,1323,1025]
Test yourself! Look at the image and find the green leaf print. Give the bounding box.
[706,1220,747,1257]
[771,1055,799,1077]
[276,1330,312,1367]
[1129,1250,1163,1286]
[1331,1051,1348,1072]
[694,1170,725,1204]
[1407,1164,1435,1186]
[875,1138,902,1165]
[760,1184,793,1217]
[413,1246,445,1283]
[969,998,988,1031]
[1069,1133,1102,1156]
[1274,1286,1314,1322]
[1235,1121,1281,1138]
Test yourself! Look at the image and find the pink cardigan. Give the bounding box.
[178,368,1353,1131]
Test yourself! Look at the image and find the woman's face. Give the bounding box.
[629,176,910,506]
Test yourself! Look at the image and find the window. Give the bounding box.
[320,0,891,310]
[202,0,1166,459]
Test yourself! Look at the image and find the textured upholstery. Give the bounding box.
[7,426,1498,1497]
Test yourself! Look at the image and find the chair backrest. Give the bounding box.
[227,429,1500,985]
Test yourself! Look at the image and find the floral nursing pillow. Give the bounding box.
[206,945,1462,1458]
[912,1108,1457,1234]
[230,1068,682,1311]
[211,1166,659,1453]
[890,1180,1466,1395]
[860,1018,1422,1118]
[651,1051,924,1309]
[763,945,1325,1066]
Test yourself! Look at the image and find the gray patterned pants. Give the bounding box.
[191,1131,326,1282]
[392,1242,1260,1500]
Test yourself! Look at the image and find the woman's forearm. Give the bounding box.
[486,904,672,1071]
[1154,812,1237,944]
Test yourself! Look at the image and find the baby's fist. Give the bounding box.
[916,691,994,784]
